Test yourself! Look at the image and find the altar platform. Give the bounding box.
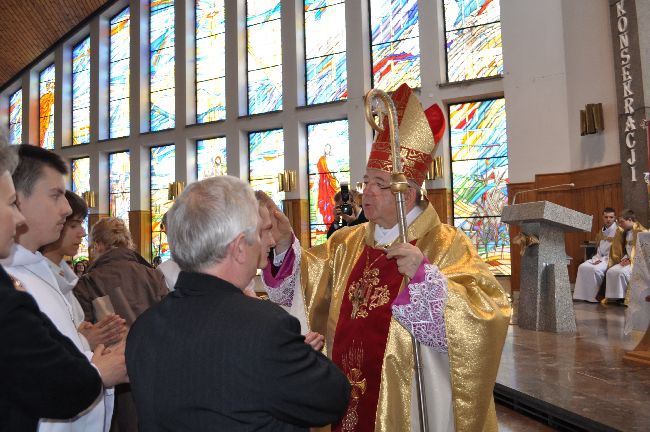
[494,302,650,431]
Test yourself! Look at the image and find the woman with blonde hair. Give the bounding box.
[74,217,167,432]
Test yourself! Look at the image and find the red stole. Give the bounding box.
[331,245,405,432]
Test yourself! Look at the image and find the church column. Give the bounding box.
[281,0,309,247]
[609,0,649,223]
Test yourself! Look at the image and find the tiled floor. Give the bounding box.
[496,302,650,431]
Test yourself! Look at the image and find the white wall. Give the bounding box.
[501,0,620,183]
[563,0,620,171]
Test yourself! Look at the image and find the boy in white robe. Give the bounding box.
[573,208,618,302]
[604,209,647,302]
[41,190,127,350]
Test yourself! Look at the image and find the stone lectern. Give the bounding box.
[502,201,592,334]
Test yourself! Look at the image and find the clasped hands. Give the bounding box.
[79,314,127,350]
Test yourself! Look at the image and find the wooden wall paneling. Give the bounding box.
[129,210,151,262]
[426,188,452,225]
[283,199,310,248]
[507,165,622,292]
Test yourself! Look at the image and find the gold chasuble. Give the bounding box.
[299,203,511,431]
[605,226,626,269]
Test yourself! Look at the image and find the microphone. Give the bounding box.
[511,183,575,205]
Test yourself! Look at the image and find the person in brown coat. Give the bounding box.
[74,216,168,432]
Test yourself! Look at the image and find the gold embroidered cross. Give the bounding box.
[349,265,389,319]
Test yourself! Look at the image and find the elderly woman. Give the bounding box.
[74,216,167,432]
[74,217,167,325]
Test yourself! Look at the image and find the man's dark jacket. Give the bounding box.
[0,265,102,432]
[126,271,350,431]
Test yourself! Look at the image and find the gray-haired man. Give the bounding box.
[126,175,350,431]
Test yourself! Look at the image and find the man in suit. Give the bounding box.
[0,136,123,431]
[126,176,350,431]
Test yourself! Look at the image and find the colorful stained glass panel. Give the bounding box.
[196,35,225,82]
[307,120,350,246]
[446,23,502,82]
[305,1,347,104]
[39,64,56,149]
[196,78,226,123]
[450,98,509,275]
[109,152,130,230]
[150,88,176,132]
[454,217,510,275]
[71,157,90,259]
[371,36,420,92]
[306,54,347,105]
[247,0,280,25]
[444,0,500,31]
[450,99,507,160]
[150,1,175,131]
[452,157,508,218]
[247,1,282,114]
[8,89,22,144]
[72,37,91,146]
[444,0,503,82]
[247,20,282,78]
[249,129,284,207]
[197,137,227,180]
[110,7,130,139]
[150,145,175,260]
[196,0,225,123]
[370,0,420,91]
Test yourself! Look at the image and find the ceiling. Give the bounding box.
[0,0,111,90]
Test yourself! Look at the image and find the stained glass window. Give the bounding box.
[443,0,503,82]
[150,0,175,131]
[369,0,420,91]
[249,129,284,207]
[71,157,90,259]
[109,151,131,230]
[197,137,227,180]
[307,119,349,246]
[304,0,347,105]
[8,89,22,144]
[72,37,91,145]
[150,145,175,260]
[450,98,509,275]
[110,7,130,139]
[247,1,282,114]
[196,0,226,123]
[39,64,56,149]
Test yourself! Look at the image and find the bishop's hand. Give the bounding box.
[258,192,293,254]
[385,243,424,279]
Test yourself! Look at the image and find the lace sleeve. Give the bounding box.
[391,262,448,352]
[261,238,301,307]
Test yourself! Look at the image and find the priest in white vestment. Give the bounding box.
[573,208,618,302]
